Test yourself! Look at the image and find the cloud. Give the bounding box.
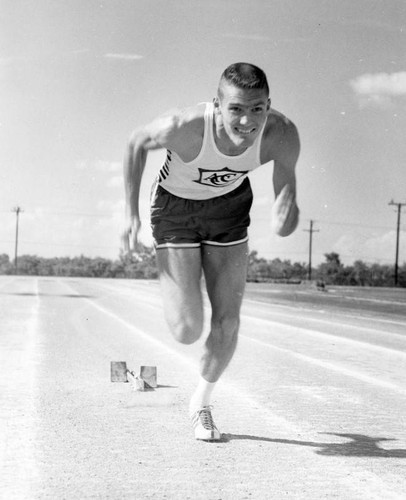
[104,53,144,61]
[106,175,123,188]
[96,200,124,213]
[76,160,121,172]
[96,160,121,173]
[350,72,406,108]
[333,231,404,264]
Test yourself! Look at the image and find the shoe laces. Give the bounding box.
[196,406,216,430]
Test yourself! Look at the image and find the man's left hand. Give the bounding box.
[271,184,299,237]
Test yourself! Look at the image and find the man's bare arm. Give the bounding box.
[271,121,300,237]
[121,113,180,252]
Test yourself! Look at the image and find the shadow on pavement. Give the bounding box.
[220,432,406,457]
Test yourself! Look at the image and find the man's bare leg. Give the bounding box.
[188,242,248,440]
[156,243,248,440]
[155,247,204,344]
[200,242,248,382]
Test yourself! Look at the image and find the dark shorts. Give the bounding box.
[150,178,253,249]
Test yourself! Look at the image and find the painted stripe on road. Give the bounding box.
[245,298,406,329]
[240,333,406,396]
[241,312,406,357]
[0,278,41,497]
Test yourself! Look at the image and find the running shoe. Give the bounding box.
[191,406,221,441]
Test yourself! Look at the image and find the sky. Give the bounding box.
[1,0,406,267]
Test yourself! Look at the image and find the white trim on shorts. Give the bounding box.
[155,236,248,250]
[155,242,201,250]
[202,236,249,247]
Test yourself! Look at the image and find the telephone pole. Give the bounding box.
[12,206,23,274]
[304,220,319,281]
[388,200,406,286]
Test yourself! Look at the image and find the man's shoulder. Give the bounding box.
[159,103,207,140]
[160,103,206,130]
[264,108,298,137]
[261,109,300,163]
[141,103,206,149]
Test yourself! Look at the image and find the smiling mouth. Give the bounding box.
[235,127,256,135]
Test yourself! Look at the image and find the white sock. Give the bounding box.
[189,376,217,415]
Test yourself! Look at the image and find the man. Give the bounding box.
[122,63,300,441]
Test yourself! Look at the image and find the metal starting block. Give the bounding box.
[140,365,157,388]
[110,362,157,391]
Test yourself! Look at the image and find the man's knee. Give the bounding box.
[211,315,240,344]
[167,316,203,345]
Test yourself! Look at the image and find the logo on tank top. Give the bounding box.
[194,167,248,188]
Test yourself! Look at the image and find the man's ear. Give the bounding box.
[213,97,220,111]
[267,98,271,111]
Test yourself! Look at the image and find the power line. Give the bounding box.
[11,206,23,273]
[388,200,406,286]
[303,220,319,280]
[314,219,396,230]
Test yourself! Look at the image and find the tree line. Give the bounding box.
[0,248,404,287]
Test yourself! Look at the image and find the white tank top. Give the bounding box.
[156,102,265,200]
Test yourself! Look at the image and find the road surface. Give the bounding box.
[1,276,405,499]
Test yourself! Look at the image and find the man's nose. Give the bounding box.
[240,115,249,125]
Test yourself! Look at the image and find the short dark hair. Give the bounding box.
[218,62,269,98]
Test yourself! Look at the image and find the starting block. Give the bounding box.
[110,362,157,391]
[140,365,157,388]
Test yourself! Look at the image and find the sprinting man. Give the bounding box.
[122,62,300,441]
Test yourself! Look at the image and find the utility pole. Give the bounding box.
[12,206,23,274]
[388,200,406,286]
[304,220,319,281]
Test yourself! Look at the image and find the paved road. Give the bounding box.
[1,276,405,499]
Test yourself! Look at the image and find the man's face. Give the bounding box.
[216,83,270,148]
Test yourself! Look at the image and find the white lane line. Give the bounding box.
[240,312,406,357]
[244,298,406,328]
[330,294,406,307]
[239,333,406,396]
[0,278,41,497]
[65,289,198,372]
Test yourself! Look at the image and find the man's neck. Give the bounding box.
[213,117,248,157]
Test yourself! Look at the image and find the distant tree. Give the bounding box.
[17,255,41,275]
[1,247,403,287]
[247,250,271,281]
[398,263,406,287]
[325,252,341,266]
[368,263,392,287]
[247,251,307,282]
[0,254,12,274]
[350,260,371,286]
[89,257,113,277]
[316,252,346,285]
[291,261,308,280]
[118,244,158,279]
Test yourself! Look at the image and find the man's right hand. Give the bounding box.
[121,216,142,254]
